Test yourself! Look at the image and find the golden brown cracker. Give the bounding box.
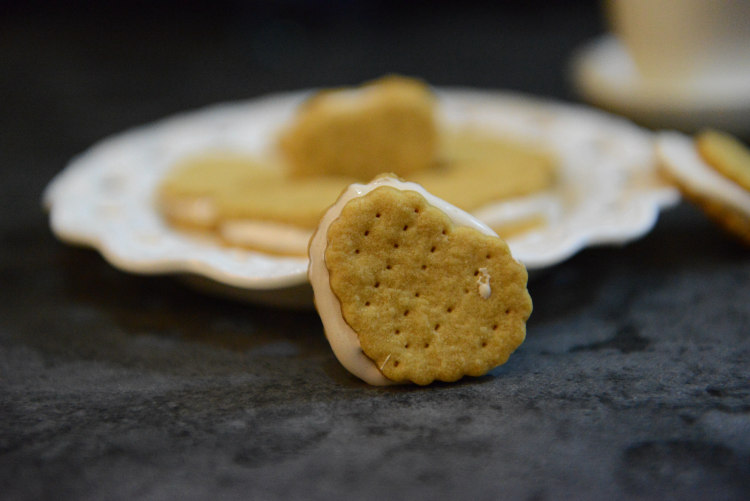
[279,76,438,179]
[696,129,750,192]
[325,186,532,385]
[663,170,750,246]
[416,130,555,209]
[158,83,557,256]
[158,153,355,230]
[157,153,275,228]
[159,131,555,232]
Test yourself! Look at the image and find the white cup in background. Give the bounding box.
[606,0,750,83]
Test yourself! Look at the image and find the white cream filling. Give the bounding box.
[307,176,499,386]
[168,190,551,259]
[657,132,750,216]
[161,195,217,227]
[220,220,312,256]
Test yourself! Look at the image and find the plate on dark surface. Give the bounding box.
[44,88,678,307]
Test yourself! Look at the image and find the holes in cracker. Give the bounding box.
[374,281,380,288]
[446,306,454,313]
[403,225,409,231]
[505,308,511,315]
[393,243,399,249]
[375,212,381,218]
[421,264,427,270]
[434,323,440,331]
[424,342,430,348]
[403,310,410,317]
[414,292,420,298]
[481,341,488,348]
[364,230,370,236]
[430,246,436,253]
[492,324,499,331]
[394,329,400,335]
[386,264,392,270]
[355,249,360,254]
[393,361,400,367]
[364,301,371,306]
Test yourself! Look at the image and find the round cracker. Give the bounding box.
[325,186,532,385]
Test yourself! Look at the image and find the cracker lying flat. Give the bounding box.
[309,176,532,385]
[158,153,356,229]
[414,129,555,210]
[158,153,355,254]
[158,153,273,228]
[279,75,438,179]
[157,130,555,255]
[657,131,750,246]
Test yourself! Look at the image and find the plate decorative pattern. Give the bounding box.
[44,89,678,306]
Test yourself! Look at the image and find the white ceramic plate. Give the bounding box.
[44,88,678,307]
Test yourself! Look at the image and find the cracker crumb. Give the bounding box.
[477,267,491,299]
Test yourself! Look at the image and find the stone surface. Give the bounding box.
[1,2,749,500]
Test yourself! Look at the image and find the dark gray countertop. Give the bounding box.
[2,2,748,500]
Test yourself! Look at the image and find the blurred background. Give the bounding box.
[1,0,604,224]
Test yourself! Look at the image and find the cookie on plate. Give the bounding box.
[279,75,438,179]
[308,175,532,385]
[696,129,750,192]
[157,76,557,256]
[157,153,356,255]
[157,131,555,256]
[657,130,750,245]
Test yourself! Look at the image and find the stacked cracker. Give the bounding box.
[157,76,555,256]
[280,76,438,179]
[658,129,750,246]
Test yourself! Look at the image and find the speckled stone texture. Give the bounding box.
[1,2,749,500]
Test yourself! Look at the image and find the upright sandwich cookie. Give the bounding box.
[308,176,532,385]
